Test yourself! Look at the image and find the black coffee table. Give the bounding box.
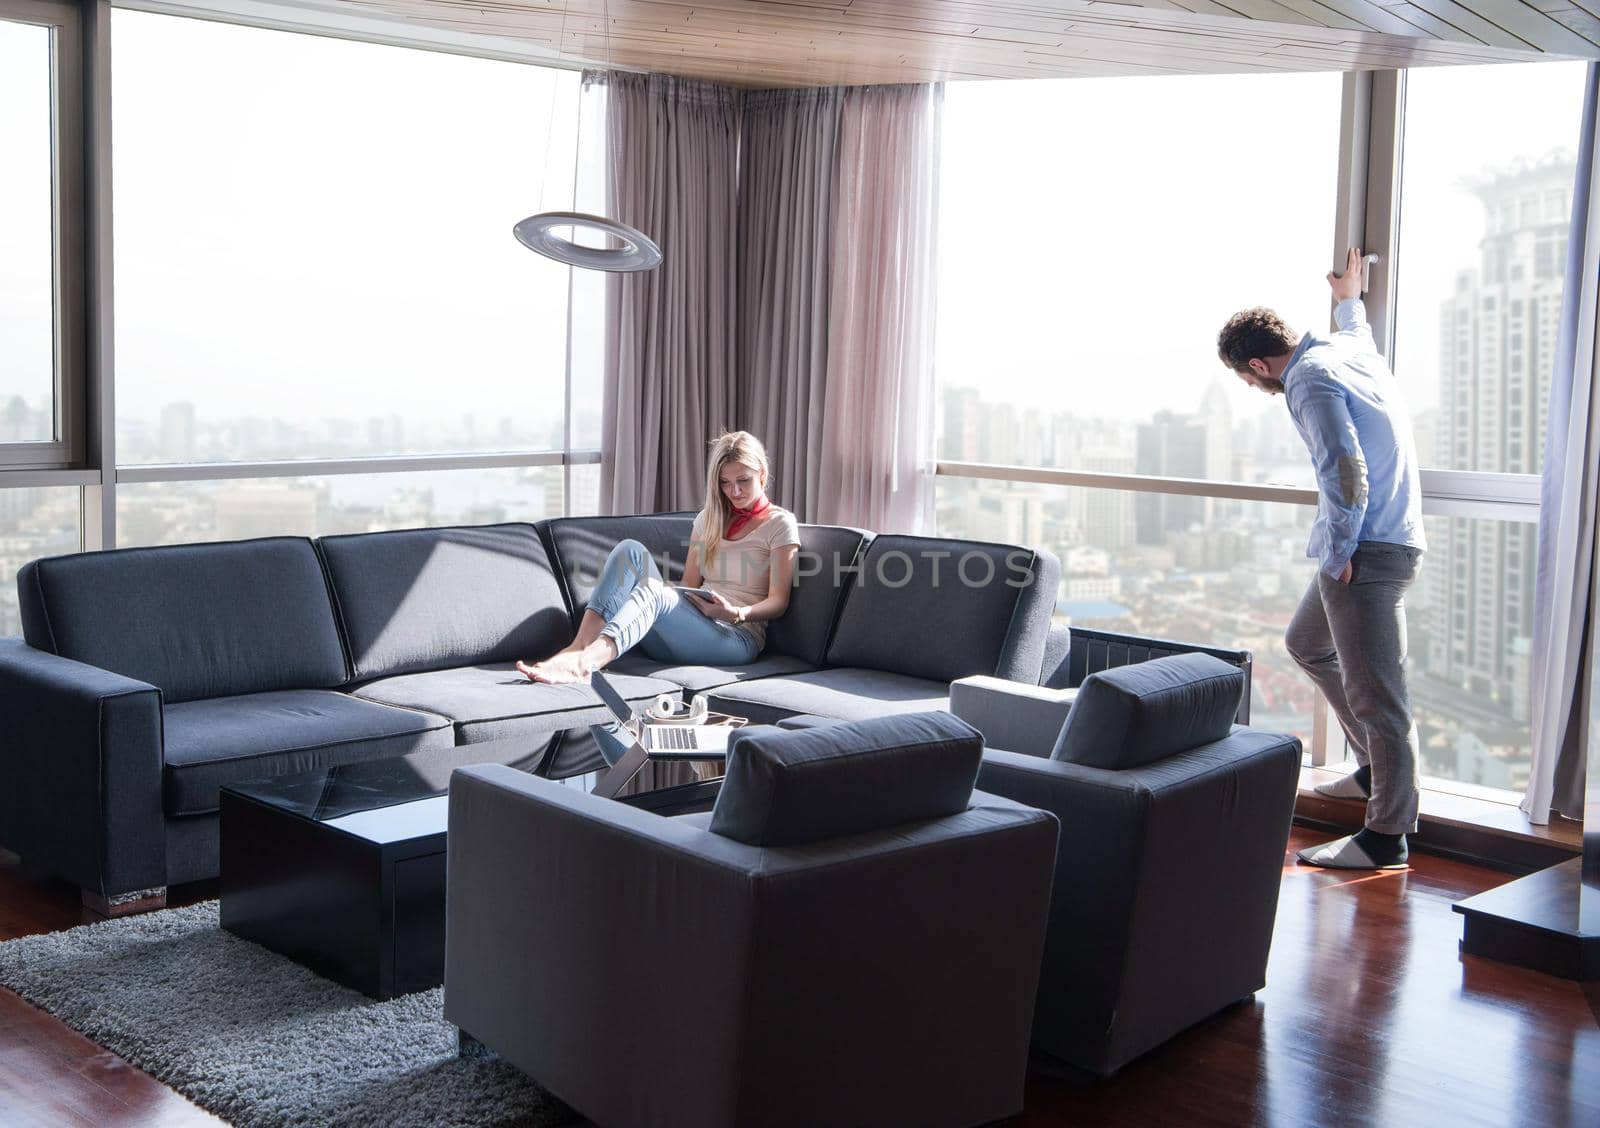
[218,726,728,1000]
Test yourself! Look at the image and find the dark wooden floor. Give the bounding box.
[1,829,1597,1127]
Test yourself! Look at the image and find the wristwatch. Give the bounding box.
[735,606,748,625]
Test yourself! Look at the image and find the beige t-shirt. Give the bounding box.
[689,507,801,648]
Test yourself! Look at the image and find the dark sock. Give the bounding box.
[1352,764,1372,794]
[1353,828,1407,865]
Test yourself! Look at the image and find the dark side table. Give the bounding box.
[219,731,725,1000]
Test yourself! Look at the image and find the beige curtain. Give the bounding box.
[736,87,844,522]
[1525,63,1598,825]
[598,71,740,513]
[814,84,943,533]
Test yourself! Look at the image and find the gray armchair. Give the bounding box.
[444,713,1059,1128]
[953,653,1302,1077]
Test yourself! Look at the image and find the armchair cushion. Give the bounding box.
[709,712,983,847]
[1052,653,1244,770]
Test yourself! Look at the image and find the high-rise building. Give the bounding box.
[1421,155,1570,718]
[1198,380,1234,483]
[1071,445,1136,550]
[940,387,981,462]
[1134,411,1206,545]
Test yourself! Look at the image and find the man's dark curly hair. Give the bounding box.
[1217,308,1300,373]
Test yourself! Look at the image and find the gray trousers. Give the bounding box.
[1285,541,1423,835]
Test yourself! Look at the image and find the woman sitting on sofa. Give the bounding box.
[518,431,801,684]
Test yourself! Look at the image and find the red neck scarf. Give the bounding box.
[725,497,771,540]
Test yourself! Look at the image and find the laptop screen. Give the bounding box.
[590,670,635,726]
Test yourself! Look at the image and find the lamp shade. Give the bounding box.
[512,211,662,272]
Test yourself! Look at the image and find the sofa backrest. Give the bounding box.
[1051,653,1245,770]
[763,523,869,666]
[1043,623,1254,722]
[16,538,348,704]
[824,535,1060,684]
[540,514,867,666]
[317,523,570,683]
[539,514,696,632]
[708,712,983,846]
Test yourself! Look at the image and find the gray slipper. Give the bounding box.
[1313,772,1371,801]
[1296,835,1408,870]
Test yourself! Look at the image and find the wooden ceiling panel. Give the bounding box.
[204,0,1595,84]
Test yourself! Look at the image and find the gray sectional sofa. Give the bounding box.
[0,513,1062,911]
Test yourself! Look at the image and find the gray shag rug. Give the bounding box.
[0,902,577,1127]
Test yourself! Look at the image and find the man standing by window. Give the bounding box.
[1217,248,1426,870]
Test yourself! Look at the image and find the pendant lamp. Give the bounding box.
[513,0,661,273]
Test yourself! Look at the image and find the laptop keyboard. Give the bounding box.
[654,726,697,750]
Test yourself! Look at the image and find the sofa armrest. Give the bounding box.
[950,675,1076,758]
[0,639,166,897]
[444,764,763,1127]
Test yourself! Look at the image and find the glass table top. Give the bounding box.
[221,724,727,844]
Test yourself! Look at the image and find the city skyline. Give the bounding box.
[933,154,1568,792]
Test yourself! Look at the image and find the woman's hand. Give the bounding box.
[685,589,741,623]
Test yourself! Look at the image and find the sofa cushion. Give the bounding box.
[762,524,870,666]
[702,667,950,726]
[824,535,1059,684]
[162,690,454,816]
[318,524,571,682]
[17,538,348,704]
[351,664,682,745]
[608,652,815,696]
[709,712,983,846]
[539,514,696,631]
[1051,653,1245,770]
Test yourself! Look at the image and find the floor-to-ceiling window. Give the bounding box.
[108,11,596,548]
[0,0,85,632]
[0,6,602,637]
[934,61,1586,799]
[934,71,1344,751]
[1390,62,1586,794]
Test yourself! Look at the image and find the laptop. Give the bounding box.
[590,670,733,758]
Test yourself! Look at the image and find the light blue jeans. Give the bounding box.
[590,540,761,666]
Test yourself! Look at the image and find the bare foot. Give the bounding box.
[519,652,589,684]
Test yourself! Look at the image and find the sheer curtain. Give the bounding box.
[595,71,740,514]
[576,73,944,527]
[1525,62,1599,825]
[736,87,844,521]
[814,84,943,532]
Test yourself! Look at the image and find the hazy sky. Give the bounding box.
[0,10,1588,457]
[936,61,1586,424]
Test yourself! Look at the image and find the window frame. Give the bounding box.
[0,0,86,470]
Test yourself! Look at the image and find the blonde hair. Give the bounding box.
[699,431,772,567]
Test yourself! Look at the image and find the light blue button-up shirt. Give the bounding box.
[1283,298,1426,579]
